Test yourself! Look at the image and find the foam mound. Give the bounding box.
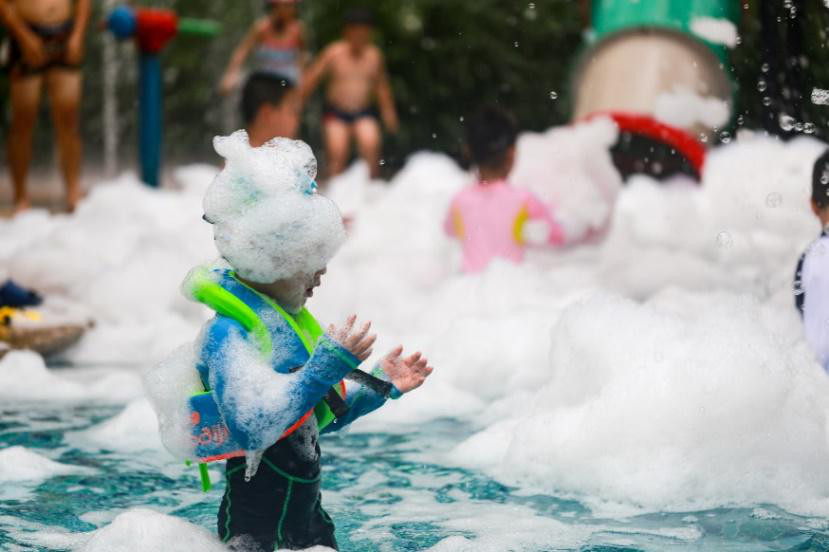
[0,446,93,483]
[78,508,227,552]
[80,398,163,452]
[203,131,346,283]
[0,350,141,403]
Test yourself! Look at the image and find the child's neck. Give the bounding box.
[477,167,508,184]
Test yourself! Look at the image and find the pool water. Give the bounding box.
[1,401,828,551]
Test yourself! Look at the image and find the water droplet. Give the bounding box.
[719,131,732,144]
[757,80,767,92]
[717,231,734,249]
[549,91,558,100]
[528,2,536,8]
[804,122,816,134]
[431,133,437,139]
[761,62,770,73]
[378,159,386,166]
[779,115,795,131]
[766,192,783,208]
[763,96,772,106]
[821,172,829,185]
[514,41,520,48]
[459,116,465,122]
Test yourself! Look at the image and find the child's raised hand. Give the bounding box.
[327,315,376,362]
[380,346,433,394]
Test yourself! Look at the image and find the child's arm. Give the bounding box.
[804,254,829,371]
[375,51,399,133]
[219,20,262,95]
[299,44,335,104]
[322,347,432,434]
[296,21,309,73]
[203,316,364,450]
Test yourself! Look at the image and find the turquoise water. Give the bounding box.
[1,402,828,551]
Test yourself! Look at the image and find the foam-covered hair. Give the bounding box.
[203,131,346,283]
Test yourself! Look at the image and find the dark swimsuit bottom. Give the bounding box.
[8,20,80,76]
[323,103,379,125]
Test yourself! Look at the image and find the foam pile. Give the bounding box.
[2,122,829,520]
[0,446,93,483]
[0,350,141,403]
[203,130,345,283]
[78,508,227,552]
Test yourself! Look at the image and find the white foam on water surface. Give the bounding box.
[2,125,829,532]
[0,350,142,403]
[74,398,163,452]
[0,446,93,483]
[77,508,227,551]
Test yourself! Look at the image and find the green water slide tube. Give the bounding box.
[590,0,740,63]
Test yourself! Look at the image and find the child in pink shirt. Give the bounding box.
[445,106,564,273]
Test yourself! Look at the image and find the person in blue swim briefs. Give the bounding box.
[795,149,829,372]
[161,131,432,552]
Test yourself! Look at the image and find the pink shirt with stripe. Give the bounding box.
[444,180,565,273]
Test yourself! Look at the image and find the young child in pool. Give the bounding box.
[444,105,565,273]
[171,132,432,551]
[300,8,399,179]
[794,149,829,372]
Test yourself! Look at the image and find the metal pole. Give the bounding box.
[102,0,119,177]
[138,53,162,187]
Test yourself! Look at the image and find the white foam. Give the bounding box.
[3,124,829,522]
[690,16,739,48]
[511,118,622,242]
[79,398,163,452]
[654,87,731,129]
[78,508,227,552]
[0,350,142,403]
[142,342,203,460]
[0,446,93,483]
[204,130,346,284]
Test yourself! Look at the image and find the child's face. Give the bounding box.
[344,24,373,50]
[270,268,326,313]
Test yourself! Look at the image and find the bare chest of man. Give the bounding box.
[331,52,377,84]
[13,0,72,25]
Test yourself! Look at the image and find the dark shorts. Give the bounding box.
[217,434,338,551]
[8,20,80,77]
[323,103,379,125]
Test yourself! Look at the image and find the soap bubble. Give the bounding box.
[716,231,733,249]
[765,192,783,208]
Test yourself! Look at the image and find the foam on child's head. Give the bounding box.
[204,130,346,283]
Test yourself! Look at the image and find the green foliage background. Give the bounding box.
[2,0,829,177]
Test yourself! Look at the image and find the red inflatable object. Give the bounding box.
[135,9,178,54]
[587,111,707,177]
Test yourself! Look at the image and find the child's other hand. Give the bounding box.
[381,346,433,394]
[327,314,376,362]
